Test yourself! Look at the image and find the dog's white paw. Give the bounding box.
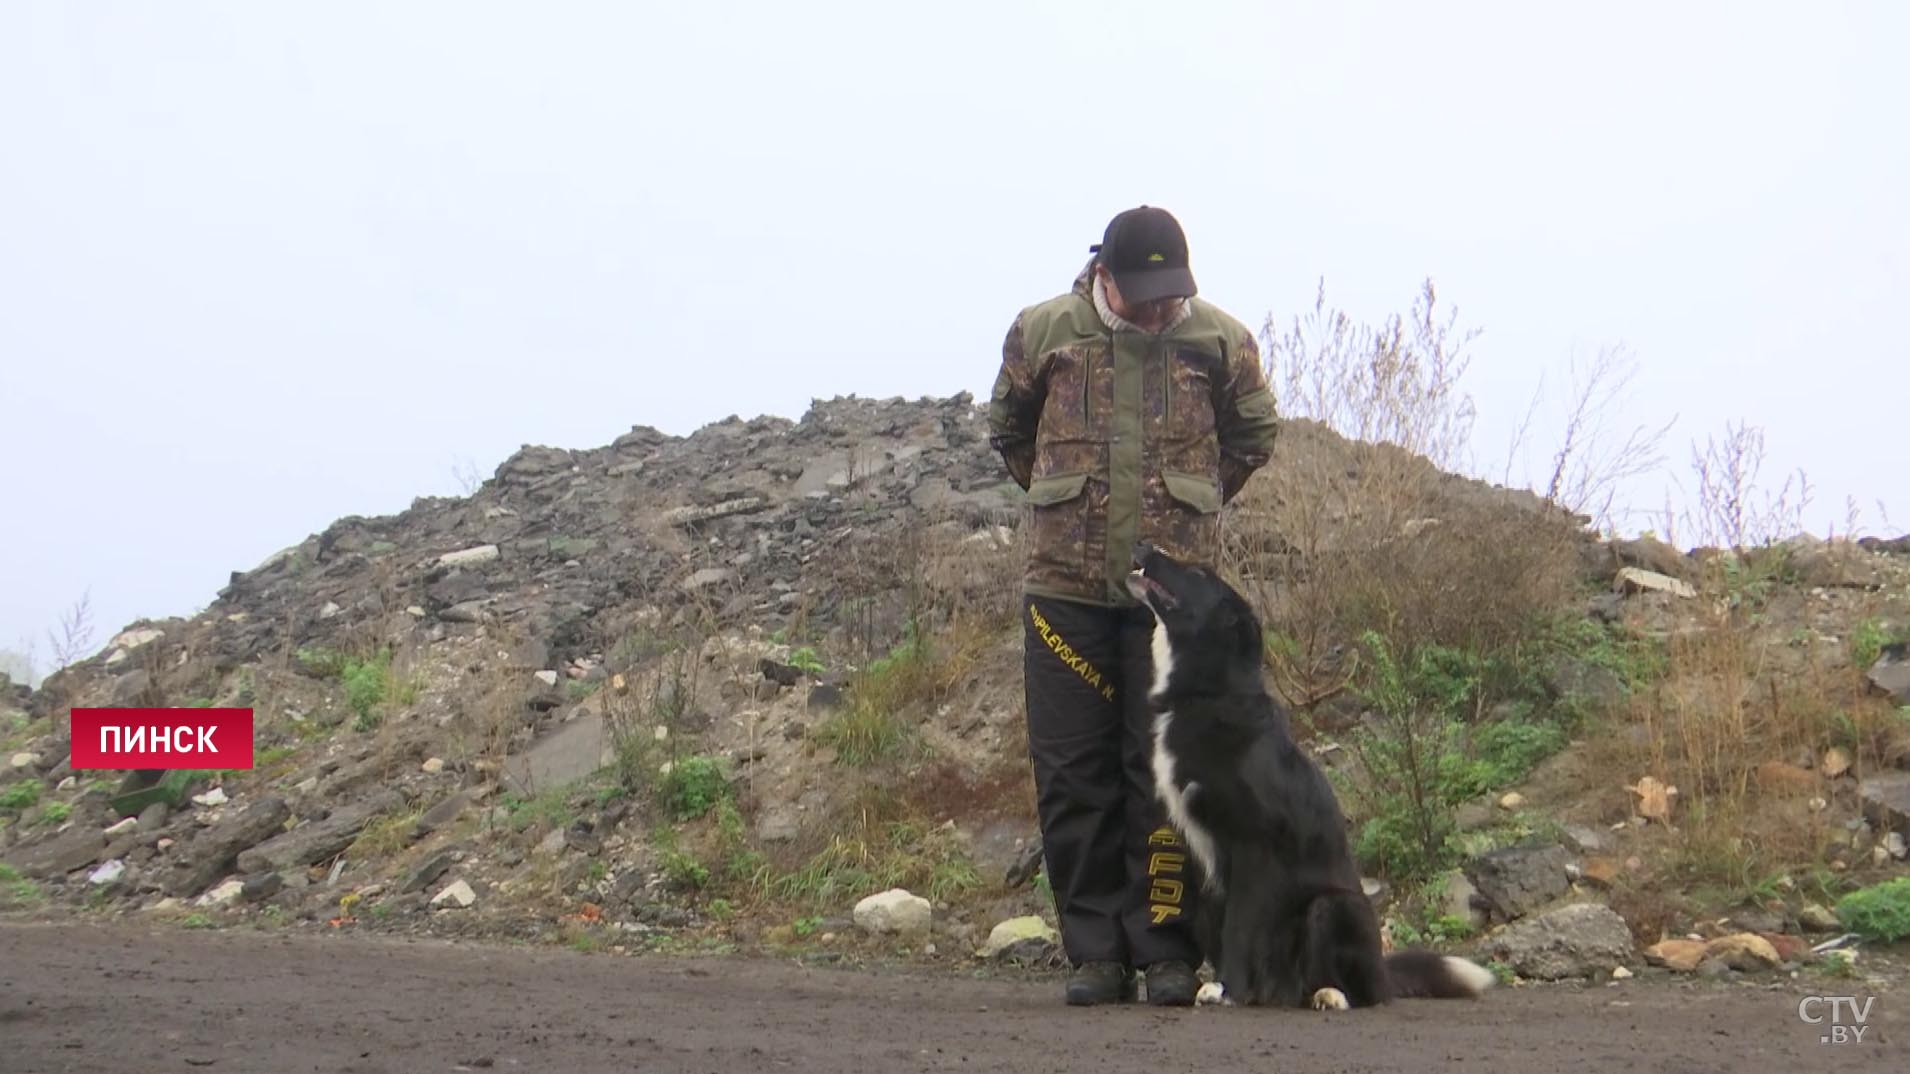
[1195,981,1231,1007]
[1310,987,1349,1011]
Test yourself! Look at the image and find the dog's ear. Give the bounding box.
[1221,594,1260,652]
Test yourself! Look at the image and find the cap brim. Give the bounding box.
[1112,267,1196,303]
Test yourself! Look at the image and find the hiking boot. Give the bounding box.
[1143,960,1198,1006]
[1064,961,1129,1006]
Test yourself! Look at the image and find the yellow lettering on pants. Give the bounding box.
[1029,604,1119,703]
[1148,833,1187,924]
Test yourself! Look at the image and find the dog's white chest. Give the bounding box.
[1150,710,1221,891]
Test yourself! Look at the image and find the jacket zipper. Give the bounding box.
[1161,335,1170,436]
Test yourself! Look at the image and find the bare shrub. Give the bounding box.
[1661,420,1812,550]
[1503,344,1673,535]
[1266,277,1479,473]
[47,589,96,672]
[1226,279,1588,713]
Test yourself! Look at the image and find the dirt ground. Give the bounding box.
[0,922,1901,1074]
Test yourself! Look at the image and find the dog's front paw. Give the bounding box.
[1195,981,1231,1007]
[1310,987,1349,1011]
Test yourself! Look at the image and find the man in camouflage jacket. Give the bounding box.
[988,206,1279,1006]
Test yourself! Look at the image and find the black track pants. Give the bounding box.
[1022,593,1202,969]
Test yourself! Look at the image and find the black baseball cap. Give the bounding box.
[1089,205,1197,303]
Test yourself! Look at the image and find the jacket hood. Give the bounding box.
[1070,256,1099,298]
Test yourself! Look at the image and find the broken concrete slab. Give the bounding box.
[501,711,611,797]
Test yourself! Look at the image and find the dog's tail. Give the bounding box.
[1383,949,1496,999]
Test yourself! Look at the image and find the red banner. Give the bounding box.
[70,708,255,770]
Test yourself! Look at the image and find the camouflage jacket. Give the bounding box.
[988,259,1280,606]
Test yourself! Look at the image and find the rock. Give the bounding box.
[1820,747,1853,780]
[1586,592,1625,624]
[108,626,166,652]
[682,568,736,593]
[8,826,106,879]
[501,712,610,796]
[197,879,245,907]
[427,572,490,609]
[1497,792,1526,811]
[1759,933,1813,963]
[88,859,126,886]
[1612,537,1690,579]
[1787,539,1884,589]
[1614,567,1697,599]
[533,670,560,688]
[1884,831,1908,860]
[660,498,769,527]
[535,828,568,857]
[137,802,170,831]
[431,879,476,909]
[1544,657,1627,713]
[421,757,445,775]
[1439,872,1489,929]
[440,601,486,624]
[400,849,459,894]
[235,790,404,875]
[853,888,932,937]
[414,787,473,837]
[173,799,291,889]
[242,873,284,902]
[104,817,139,837]
[1004,840,1045,888]
[1560,824,1613,854]
[1626,776,1678,822]
[1728,908,1786,936]
[191,788,228,807]
[438,545,500,568]
[565,824,602,856]
[760,659,806,687]
[1483,903,1636,981]
[1611,966,1634,980]
[755,809,800,844]
[1868,644,1910,703]
[1576,857,1624,891]
[1858,771,1910,837]
[1798,902,1841,933]
[1454,800,1496,832]
[8,751,39,770]
[980,916,1060,962]
[1859,534,1910,556]
[1703,933,1780,972]
[1463,844,1573,921]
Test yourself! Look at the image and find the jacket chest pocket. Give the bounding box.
[1040,345,1113,443]
[1164,347,1219,441]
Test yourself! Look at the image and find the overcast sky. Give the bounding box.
[2,1,1904,674]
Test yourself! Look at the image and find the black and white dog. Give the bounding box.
[1125,542,1494,1010]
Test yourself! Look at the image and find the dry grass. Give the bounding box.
[751,783,985,911]
[803,512,1019,768]
[1612,568,1902,907]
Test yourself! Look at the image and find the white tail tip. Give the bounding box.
[1446,956,1498,995]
